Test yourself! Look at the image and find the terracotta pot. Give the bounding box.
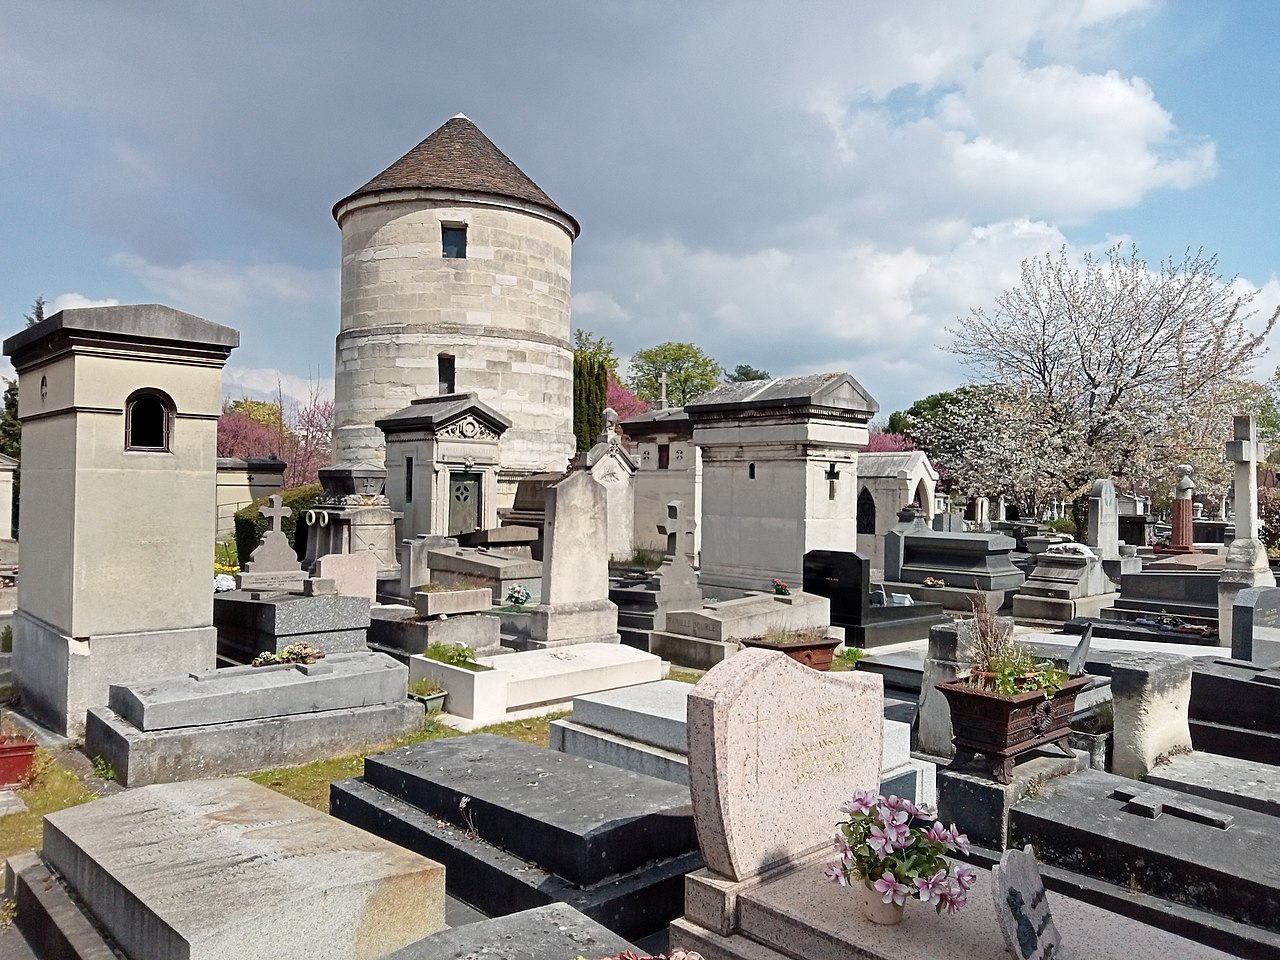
[738,635,840,671]
[860,884,906,925]
[0,737,37,788]
[937,673,1092,784]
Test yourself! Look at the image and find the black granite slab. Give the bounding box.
[359,734,697,887]
[1011,767,1280,930]
[331,776,699,941]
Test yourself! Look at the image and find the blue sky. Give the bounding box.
[1,1,1276,417]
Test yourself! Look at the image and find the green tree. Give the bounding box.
[23,296,45,327]
[227,398,287,432]
[627,342,721,407]
[573,329,619,373]
[0,380,18,538]
[573,354,608,451]
[723,363,771,382]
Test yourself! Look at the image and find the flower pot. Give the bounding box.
[860,884,905,926]
[0,737,37,788]
[738,634,841,671]
[936,673,1092,784]
[408,691,447,712]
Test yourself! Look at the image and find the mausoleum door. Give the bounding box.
[448,472,482,534]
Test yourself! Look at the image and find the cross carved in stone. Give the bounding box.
[1226,414,1265,541]
[657,499,696,563]
[1110,786,1234,830]
[259,494,292,534]
[747,702,772,790]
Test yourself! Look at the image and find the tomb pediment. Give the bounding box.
[376,391,512,440]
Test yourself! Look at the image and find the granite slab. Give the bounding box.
[384,903,637,960]
[360,734,697,887]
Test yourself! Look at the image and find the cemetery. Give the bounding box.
[0,110,1277,960]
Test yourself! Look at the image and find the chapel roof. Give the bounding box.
[333,114,579,236]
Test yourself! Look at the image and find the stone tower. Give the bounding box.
[332,114,579,500]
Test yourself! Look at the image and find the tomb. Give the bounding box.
[1188,656,1280,765]
[4,304,237,737]
[330,734,702,941]
[302,462,402,586]
[1086,477,1141,580]
[854,450,937,571]
[369,587,501,658]
[621,403,701,558]
[802,548,947,648]
[377,392,512,542]
[9,778,445,960]
[236,493,307,592]
[408,641,662,730]
[882,508,1025,610]
[611,499,703,647]
[1231,584,1280,663]
[215,455,285,540]
[1012,543,1120,621]
[213,588,371,664]
[383,903,637,960]
[1072,569,1222,643]
[1218,415,1275,639]
[686,372,877,593]
[424,543,542,605]
[650,591,830,670]
[84,652,423,785]
[580,408,637,559]
[549,678,937,805]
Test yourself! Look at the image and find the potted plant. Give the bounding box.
[407,677,447,712]
[739,626,841,671]
[935,595,1092,784]
[0,708,37,788]
[826,791,976,925]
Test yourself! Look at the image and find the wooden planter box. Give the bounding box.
[936,673,1093,784]
[739,635,841,672]
[0,737,37,788]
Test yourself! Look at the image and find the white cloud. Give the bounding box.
[49,293,120,313]
[223,366,333,409]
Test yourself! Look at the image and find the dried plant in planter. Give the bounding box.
[966,591,1014,672]
[963,593,1069,698]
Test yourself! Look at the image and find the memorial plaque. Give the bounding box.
[992,845,1062,960]
[686,648,883,881]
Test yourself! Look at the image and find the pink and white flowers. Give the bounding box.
[826,792,974,916]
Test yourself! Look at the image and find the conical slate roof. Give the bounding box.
[333,114,578,235]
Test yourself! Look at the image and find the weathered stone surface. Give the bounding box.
[42,778,445,960]
[313,551,378,601]
[992,846,1062,960]
[1232,585,1280,662]
[107,651,406,731]
[665,593,830,642]
[1144,751,1280,818]
[1088,477,1120,559]
[687,648,883,881]
[384,903,637,960]
[938,751,1084,849]
[1112,652,1193,779]
[414,587,492,619]
[370,607,501,656]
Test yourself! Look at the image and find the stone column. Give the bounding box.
[1170,464,1196,552]
[1218,416,1275,643]
[1111,653,1193,780]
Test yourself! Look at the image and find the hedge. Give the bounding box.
[233,483,323,566]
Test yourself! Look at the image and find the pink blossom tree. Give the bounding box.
[608,373,650,421]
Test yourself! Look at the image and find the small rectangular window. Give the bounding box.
[438,355,456,394]
[658,444,670,470]
[405,455,414,504]
[442,225,467,259]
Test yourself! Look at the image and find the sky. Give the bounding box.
[1,1,1277,418]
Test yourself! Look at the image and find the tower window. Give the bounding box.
[438,355,456,395]
[442,225,467,259]
[405,455,414,504]
[658,444,670,470]
[125,389,173,452]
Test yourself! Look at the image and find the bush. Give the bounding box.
[234,483,323,566]
[1261,488,1280,551]
[1044,517,1076,537]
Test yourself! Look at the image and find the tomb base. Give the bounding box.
[1012,591,1119,621]
[12,609,215,738]
[937,748,1086,849]
[528,599,621,647]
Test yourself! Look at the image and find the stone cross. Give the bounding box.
[824,462,840,501]
[658,372,669,408]
[1110,785,1234,829]
[259,494,291,534]
[657,499,696,564]
[1226,415,1264,541]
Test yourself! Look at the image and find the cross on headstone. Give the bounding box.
[747,702,772,790]
[259,494,291,534]
[1110,785,1234,829]
[657,499,696,564]
[1226,415,1265,541]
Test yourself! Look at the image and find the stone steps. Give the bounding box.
[1190,718,1280,766]
[5,852,117,960]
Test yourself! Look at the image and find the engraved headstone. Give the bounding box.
[992,845,1062,960]
[237,494,306,590]
[686,647,883,881]
[1232,585,1280,662]
[1087,478,1119,559]
[313,551,378,602]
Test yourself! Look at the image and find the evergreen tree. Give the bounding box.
[573,354,608,451]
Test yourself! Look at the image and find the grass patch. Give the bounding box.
[0,749,99,862]
[668,668,704,684]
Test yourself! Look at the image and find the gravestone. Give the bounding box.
[992,846,1062,960]
[529,471,620,647]
[237,494,306,591]
[686,647,883,881]
[39,778,445,960]
[1218,415,1275,642]
[581,407,637,559]
[314,550,378,601]
[802,549,946,648]
[1087,478,1119,558]
[1232,585,1280,663]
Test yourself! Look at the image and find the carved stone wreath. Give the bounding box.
[437,416,497,441]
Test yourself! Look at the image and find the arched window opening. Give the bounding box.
[857,487,876,535]
[126,390,174,452]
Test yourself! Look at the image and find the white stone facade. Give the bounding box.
[333,195,576,494]
[855,451,938,572]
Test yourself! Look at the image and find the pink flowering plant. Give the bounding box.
[825,791,976,914]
